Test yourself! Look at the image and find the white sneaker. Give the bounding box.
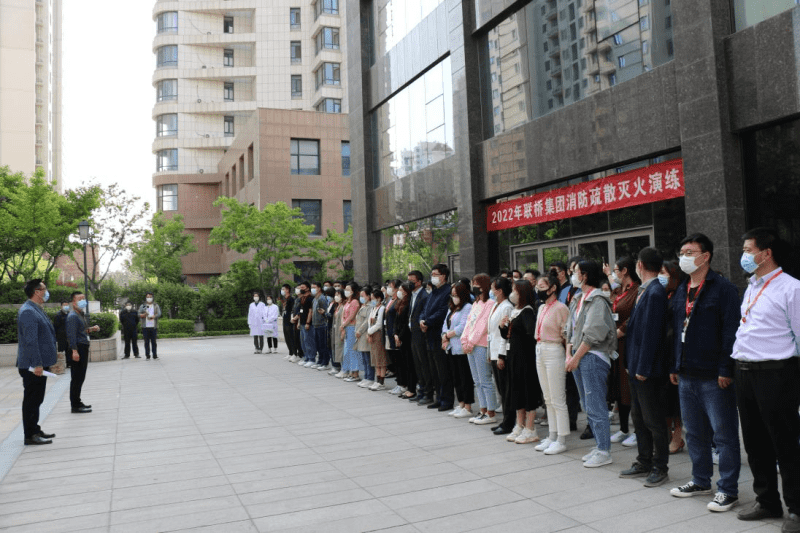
[298,360,307,366]
[474,414,496,425]
[609,410,618,424]
[328,368,338,375]
[389,385,401,394]
[515,428,540,444]
[288,355,298,362]
[283,354,291,360]
[534,438,553,452]
[582,448,599,462]
[448,407,462,416]
[358,380,373,388]
[454,408,473,419]
[334,371,345,378]
[304,361,315,368]
[610,430,630,443]
[372,382,386,391]
[584,450,612,468]
[506,424,524,442]
[621,433,638,447]
[317,364,329,371]
[544,441,568,455]
[397,386,408,395]
[469,413,484,423]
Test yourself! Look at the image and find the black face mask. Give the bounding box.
[471,286,481,296]
[536,289,551,301]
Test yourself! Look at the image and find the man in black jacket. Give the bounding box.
[281,284,296,360]
[419,263,453,411]
[119,302,140,358]
[407,270,429,402]
[53,299,71,370]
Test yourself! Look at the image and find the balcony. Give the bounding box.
[582,1,595,13]
[546,23,559,39]
[548,46,561,58]
[152,1,257,18]
[551,81,563,95]
[600,62,616,75]
[544,3,557,20]
[550,63,562,77]
[584,18,596,33]
[152,32,256,51]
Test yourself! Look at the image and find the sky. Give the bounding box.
[61,1,156,214]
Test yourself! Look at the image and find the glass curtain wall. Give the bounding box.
[372,0,446,60]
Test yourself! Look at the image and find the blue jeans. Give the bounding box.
[360,352,374,381]
[680,375,741,496]
[467,346,496,411]
[573,353,611,452]
[314,326,330,366]
[342,326,359,372]
[300,327,316,362]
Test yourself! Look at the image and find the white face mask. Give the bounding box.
[146,297,153,303]
[570,273,581,287]
[679,254,702,275]
[509,291,519,305]
[426,288,432,294]
[602,290,612,299]
[266,299,272,305]
[334,295,342,303]
[451,296,460,305]
[431,276,441,287]
[253,296,259,302]
[295,287,301,295]
[396,290,404,299]
[311,288,318,296]
[344,290,352,298]
[610,271,620,284]
[386,287,394,296]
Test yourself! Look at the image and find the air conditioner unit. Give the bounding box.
[202,65,207,69]
[197,98,202,103]
[204,134,210,138]
[199,169,204,174]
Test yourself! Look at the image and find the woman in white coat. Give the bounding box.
[487,276,515,435]
[263,295,280,353]
[248,291,267,354]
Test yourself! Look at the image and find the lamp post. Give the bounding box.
[77,220,90,318]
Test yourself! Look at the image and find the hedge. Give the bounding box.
[0,308,118,344]
[156,319,195,335]
[158,330,249,339]
[0,282,78,306]
[205,317,249,332]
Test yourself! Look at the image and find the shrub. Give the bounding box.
[197,284,249,321]
[0,307,117,344]
[157,319,195,335]
[120,281,200,320]
[205,317,249,332]
[159,330,249,339]
[0,282,77,305]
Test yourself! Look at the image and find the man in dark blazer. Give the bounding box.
[16,279,58,445]
[407,270,430,403]
[620,247,670,487]
[419,263,454,411]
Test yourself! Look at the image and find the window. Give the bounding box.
[291,75,302,98]
[224,16,234,33]
[315,98,341,113]
[613,33,623,45]
[642,40,649,54]
[315,27,340,54]
[223,49,234,67]
[290,139,320,175]
[341,141,350,176]
[290,41,302,64]
[640,16,649,30]
[224,82,234,101]
[667,39,674,56]
[314,0,339,19]
[156,149,178,172]
[314,62,340,88]
[156,114,178,137]
[157,12,178,34]
[342,200,352,231]
[290,7,301,30]
[609,73,617,86]
[156,45,178,68]
[157,79,178,102]
[224,116,234,137]
[619,55,626,67]
[158,184,178,211]
[665,16,672,29]
[292,200,322,235]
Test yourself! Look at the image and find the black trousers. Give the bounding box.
[629,375,670,471]
[451,353,474,405]
[283,323,296,355]
[735,360,800,514]
[386,349,402,386]
[123,332,139,357]
[492,359,514,429]
[70,343,90,408]
[19,368,48,438]
[432,346,454,406]
[410,330,430,396]
[142,327,157,357]
[253,335,264,350]
[267,337,278,349]
[566,371,580,426]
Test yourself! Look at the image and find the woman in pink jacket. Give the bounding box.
[460,273,499,425]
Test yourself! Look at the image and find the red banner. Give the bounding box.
[487,159,685,232]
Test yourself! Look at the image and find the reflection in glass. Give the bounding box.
[479,0,674,138]
[156,149,178,172]
[158,184,178,211]
[156,114,178,137]
[157,79,178,102]
[156,45,178,68]
[157,12,178,34]
[373,57,454,187]
[732,0,800,31]
[380,210,459,278]
[372,0,446,60]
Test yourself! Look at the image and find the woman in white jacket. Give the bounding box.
[487,276,515,435]
[248,291,267,354]
[263,296,280,353]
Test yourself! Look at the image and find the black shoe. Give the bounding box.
[153,356,158,359]
[569,421,578,431]
[146,356,150,360]
[643,467,669,487]
[24,435,52,445]
[427,401,443,409]
[737,501,783,521]
[437,404,454,412]
[123,355,130,359]
[37,431,56,439]
[784,513,800,533]
[71,406,92,413]
[493,426,513,435]
[417,397,434,406]
[80,403,92,409]
[619,462,650,478]
[134,355,141,358]
[490,425,501,431]
[406,394,420,401]
[580,426,594,440]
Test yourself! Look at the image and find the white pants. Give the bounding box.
[536,342,570,437]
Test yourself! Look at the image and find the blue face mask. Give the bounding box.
[43,290,50,302]
[359,296,366,305]
[62,305,70,313]
[657,274,670,288]
[77,299,88,310]
[740,252,761,274]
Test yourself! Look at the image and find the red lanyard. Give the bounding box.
[685,278,706,320]
[742,269,782,323]
[536,300,556,341]
[613,286,633,312]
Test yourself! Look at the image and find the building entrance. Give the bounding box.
[510,228,653,273]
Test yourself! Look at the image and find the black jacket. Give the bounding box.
[119,308,140,335]
[53,310,69,352]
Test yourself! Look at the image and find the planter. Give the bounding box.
[0,330,122,367]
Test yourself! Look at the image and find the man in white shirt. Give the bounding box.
[138,293,162,360]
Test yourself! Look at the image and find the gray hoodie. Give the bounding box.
[563,288,618,356]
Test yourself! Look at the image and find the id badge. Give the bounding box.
[611,313,619,322]
[681,330,686,344]
[487,333,494,343]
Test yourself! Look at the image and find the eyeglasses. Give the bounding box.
[678,250,704,258]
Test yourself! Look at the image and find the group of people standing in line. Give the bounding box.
[269,227,799,531]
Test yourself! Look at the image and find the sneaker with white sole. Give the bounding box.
[670,481,713,498]
[389,386,401,394]
[328,368,338,375]
[358,380,373,388]
[544,441,568,455]
[448,407,462,416]
[582,448,599,462]
[454,408,473,419]
[475,414,496,425]
[298,360,308,366]
[310,363,321,369]
[289,355,299,363]
[584,450,612,468]
[707,492,739,512]
[373,382,386,391]
[506,424,524,442]
[368,382,380,390]
[469,413,484,423]
[515,428,540,444]
[535,438,553,452]
[610,430,630,443]
[335,371,345,378]
[621,433,638,447]
[283,354,291,360]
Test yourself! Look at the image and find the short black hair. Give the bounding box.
[492,276,512,298]
[680,233,714,262]
[500,270,511,277]
[431,263,450,280]
[549,261,567,273]
[70,291,84,301]
[407,270,424,283]
[145,292,154,297]
[281,283,292,291]
[576,260,603,288]
[372,288,384,301]
[299,280,311,289]
[24,279,43,298]
[311,281,322,288]
[568,256,584,269]
[511,269,522,277]
[638,247,663,274]
[524,268,540,277]
[742,227,790,267]
[324,280,332,286]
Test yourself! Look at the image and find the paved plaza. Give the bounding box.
[0,337,784,532]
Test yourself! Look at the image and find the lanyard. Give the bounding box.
[685,278,706,321]
[613,286,633,312]
[742,269,783,323]
[536,300,557,341]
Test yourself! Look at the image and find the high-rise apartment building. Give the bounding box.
[0,0,62,188]
[151,0,350,283]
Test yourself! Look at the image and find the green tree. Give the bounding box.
[209,198,313,297]
[314,226,354,281]
[128,212,197,283]
[71,183,150,292]
[0,166,100,282]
